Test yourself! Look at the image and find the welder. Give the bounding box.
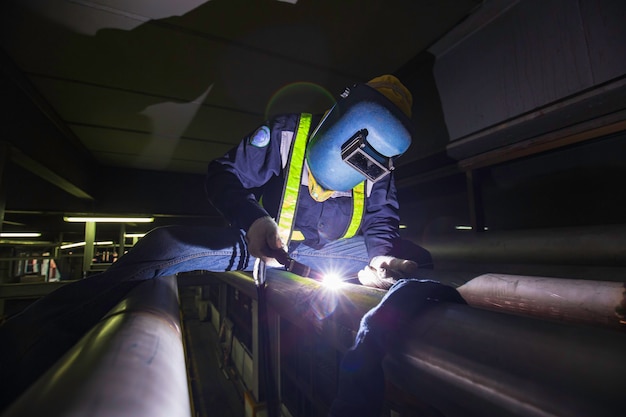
[0,74,431,410]
[207,74,431,288]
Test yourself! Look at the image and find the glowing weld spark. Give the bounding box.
[320,272,346,290]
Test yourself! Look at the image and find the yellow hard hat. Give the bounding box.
[366,74,413,118]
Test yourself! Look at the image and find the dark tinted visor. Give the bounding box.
[341,129,393,182]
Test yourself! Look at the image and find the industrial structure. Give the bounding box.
[1,1,625,416]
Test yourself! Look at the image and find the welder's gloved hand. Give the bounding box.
[358,256,418,290]
[246,216,285,265]
[329,280,466,417]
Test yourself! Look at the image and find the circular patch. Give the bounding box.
[249,126,271,147]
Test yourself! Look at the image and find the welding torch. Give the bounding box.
[272,249,326,281]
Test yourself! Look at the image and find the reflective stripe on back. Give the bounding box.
[276,114,312,245]
[276,114,366,246]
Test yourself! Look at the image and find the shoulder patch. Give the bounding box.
[249,126,271,147]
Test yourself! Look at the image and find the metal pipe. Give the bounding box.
[419,224,626,267]
[264,269,383,350]
[384,303,626,417]
[457,273,626,330]
[408,268,625,327]
[183,269,625,416]
[2,276,191,417]
[408,269,626,330]
[201,267,626,332]
[260,270,625,416]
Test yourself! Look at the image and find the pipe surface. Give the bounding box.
[181,270,626,416]
[458,273,626,330]
[199,269,384,350]
[264,269,383,349]
[384,303,625,417]
[420,224,626,266]
[260,270,625,417]
[2,276,191,417]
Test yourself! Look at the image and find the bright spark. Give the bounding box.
[321,272,346,290]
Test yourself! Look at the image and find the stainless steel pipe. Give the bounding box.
[419,224,626,267]
[385,302,625,417]
[2,277,191,417]
[182,270,626,416]
[458,273,625,329]
[261,270,625,417]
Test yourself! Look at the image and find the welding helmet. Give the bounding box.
[306,75,414,192]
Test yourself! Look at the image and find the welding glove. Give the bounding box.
[329,279,466,417]
[358,256,418,290]
[246,216,285,265]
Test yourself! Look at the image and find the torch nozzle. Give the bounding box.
[274,250,325,281]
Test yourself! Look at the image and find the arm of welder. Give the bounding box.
[204,120,283,232]
[328,279,466,417]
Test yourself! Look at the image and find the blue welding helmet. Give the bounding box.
[306,77,414,192]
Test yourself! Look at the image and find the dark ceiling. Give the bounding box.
[0,0,482,242]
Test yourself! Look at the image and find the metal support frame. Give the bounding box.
[465,168,485,233]
[118,223,126,259]
[82,221,95,275]
[0,280,75,317]
[0,142,9,235]
[251,298,261,400]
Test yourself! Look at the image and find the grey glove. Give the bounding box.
[246,216,285,265]
[358,256,418,289]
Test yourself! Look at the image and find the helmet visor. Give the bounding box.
[341,129,393,182]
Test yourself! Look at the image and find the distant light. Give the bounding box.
[455,225,489,231]
[0,232,42,238]
[124,233,146,238]
[60,242,84,249]
[60,240,114,249]
[399,224,407,229]
[64,216,154,223]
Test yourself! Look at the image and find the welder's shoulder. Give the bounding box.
[267,113,302,133]
[246,115,297,149]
